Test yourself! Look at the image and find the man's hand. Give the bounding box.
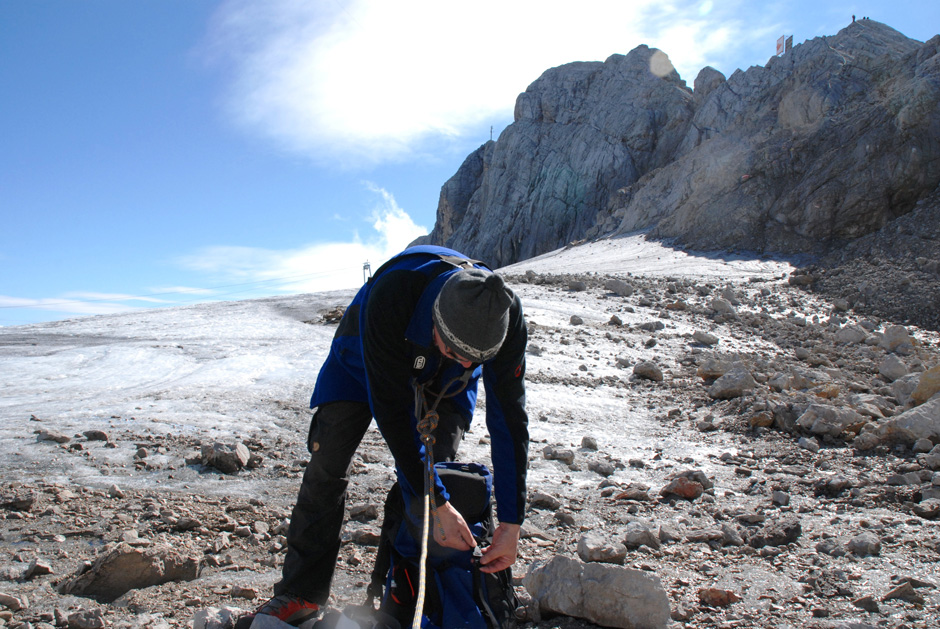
[479,522,521,573]
[432,501,476,550]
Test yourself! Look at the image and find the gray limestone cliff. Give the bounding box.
[415,20,940,268]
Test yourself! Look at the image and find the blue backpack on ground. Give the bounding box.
[367,462,519,629]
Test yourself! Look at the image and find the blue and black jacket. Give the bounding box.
[310,246,529,525]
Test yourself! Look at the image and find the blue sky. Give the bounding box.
[2,0,937,326]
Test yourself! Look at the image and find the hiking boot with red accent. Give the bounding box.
[235,593,320,628]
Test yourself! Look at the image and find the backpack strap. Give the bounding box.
[470,547,500,628]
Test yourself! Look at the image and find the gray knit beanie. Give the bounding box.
[432,269,513,363]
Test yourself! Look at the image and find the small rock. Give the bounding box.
[835,325,868,344]
[798,437,820,453]
[880,325,914,353]
[692,330,719,346]
[120,530,140,543]
[613,485,650,502]
[698,587,741,607]
[886,472,920,486]
[201,442,251,474]
[852,595,880,613]
[633,361,663,382]
[604,279,635,297]
[815,539,846,557]
[747,518,801,548]
[797,404,865,437]
[231,586,258,601]
[912,499,940,520]
[853,431,881,451]
[882,581,924,604]
[0,592,28,611]
[349,504,379,522]
[660,477,704,501]
[529,491,562,510]
[709,298,736,315]
[698,358,735,381]
[576,532,627,564]
[685,528,724,543]
[82,430,110,442]
[658,523,682,543]
[67,609,107,629]
[623,522,661,550]
[697,420,717,432]
[349,528,380,546]
[707,366,756,399]
[912,365,940,405]
[192,606,244,629]
[570,315,584,325]
[37,430,70,444]
[0,491,37,512]
[23,559,53,581]
[720,523,744,547]
[847,532,881,556]
[587,460,615,477]
[913,438,934,453]
[771,491,790,506]
[581,436,598,450]
[879,355,908,382]
[542,446,575,465]
[749,411,774,428]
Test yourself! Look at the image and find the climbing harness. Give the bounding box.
[411,370,473,629]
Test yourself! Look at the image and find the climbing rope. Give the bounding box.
[411,371,471,629]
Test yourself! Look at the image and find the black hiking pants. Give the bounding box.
[275,400,467,605]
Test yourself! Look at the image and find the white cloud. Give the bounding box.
[147,286,216,297]
[0,295,141,316]
[205,0,762,165]
[176,184,427,294]
[62,292,171,304]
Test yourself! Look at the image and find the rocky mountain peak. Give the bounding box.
[415,19,940,275]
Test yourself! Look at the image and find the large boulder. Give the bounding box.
[58,543,201,603]
[876,395,940,443]
[707,366,757,399]
[912,365,940,405]
[797,404,867,437]
[524,556,670,628]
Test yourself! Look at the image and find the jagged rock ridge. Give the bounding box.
[416,20,940,269]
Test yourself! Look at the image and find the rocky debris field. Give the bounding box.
[810,191,940,333]
[2,269,940,629]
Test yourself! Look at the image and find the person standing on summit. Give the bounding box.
[244,245,530,626]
